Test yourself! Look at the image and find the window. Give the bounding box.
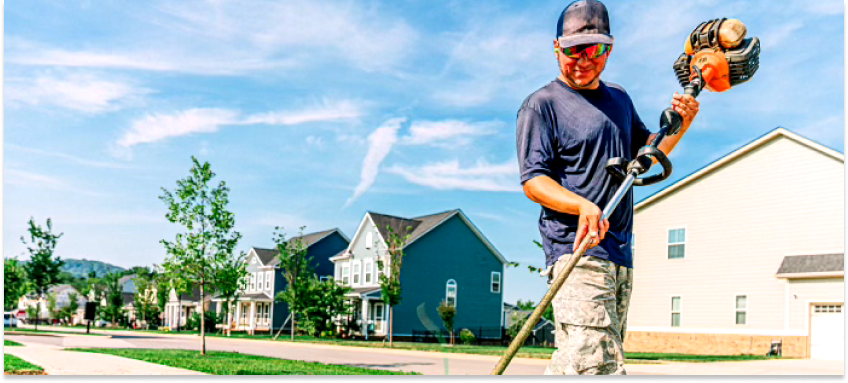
[342,265,350,285]
[491,272,501,293]
[446,279,457,307]
[250,273,256,291]
[366,232,373,249]
[736,295,747,325]
[365,261,373,284]
[668,228,686,259]
[265,271,272,290]
[320,276,330,282]
[671,297,681,327]
[353,262,361,284]
[257,272,264,290]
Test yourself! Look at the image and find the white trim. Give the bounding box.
[446,279,457,308]
[627,326,808,337]
[247,248,265,267]
[666,226,686,260]
[735,294,748,325]
[353,260,362,285]
[671,295,682,327]
[776,271,844,279]
[490,271,502,293]
[500,264,505,329]
[636,128,845,211]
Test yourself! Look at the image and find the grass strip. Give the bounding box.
[4,340,22,347]
[5,328,104,336]
[67,348,418,375]
[4,354,44,374]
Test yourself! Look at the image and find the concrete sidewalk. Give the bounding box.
[4,340,205,375]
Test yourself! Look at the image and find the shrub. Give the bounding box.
[460,329,476,345]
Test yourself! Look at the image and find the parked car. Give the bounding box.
[4,312,18,328]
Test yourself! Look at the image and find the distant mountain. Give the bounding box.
[18,258,125,278]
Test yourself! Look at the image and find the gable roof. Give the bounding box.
[776,253,844,277]
[636,128,844,211]
[365,209,507,265]
[251,228,349,267]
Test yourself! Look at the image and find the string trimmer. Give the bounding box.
[492,18,760,375]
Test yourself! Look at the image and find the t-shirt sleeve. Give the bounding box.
[630,100,652,156]
[516,106,556,185]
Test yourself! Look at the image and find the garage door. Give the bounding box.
[810,304,844,360]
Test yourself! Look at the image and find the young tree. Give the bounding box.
[67,292,80,325]
[102,272,124,327]
[160,156,242,355]
[376,225,412,347]
[21,217,64,331]
[273,228,313,341]
[300,277,352,337]
[4,258,29,311]
[133,274,156,328]
[46,292,58,322]
[438,300,457,345]
[213,253,249,336]
[153,269,171,329]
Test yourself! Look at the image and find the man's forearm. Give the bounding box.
[523,176,588,216]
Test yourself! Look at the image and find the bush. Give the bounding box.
[460,329,476,345]
[186,311,218,332]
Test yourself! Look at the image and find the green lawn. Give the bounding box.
[4,340,22,347]
[67,348,417,375]
[5,328,104,336]
[4,354,44,374]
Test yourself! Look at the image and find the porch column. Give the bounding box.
[249,302,257,334]
[362,298,370,340]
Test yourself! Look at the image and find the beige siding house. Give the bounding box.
[625,128,844,359]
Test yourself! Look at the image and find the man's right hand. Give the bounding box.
[574,201,609,250]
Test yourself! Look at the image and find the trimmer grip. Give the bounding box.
[632,146,673,186]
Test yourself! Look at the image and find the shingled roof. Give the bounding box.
[251,228,344,266]
[776,254,844,276]
[369,210,458,247]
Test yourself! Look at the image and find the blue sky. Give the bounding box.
[3,0,844,304]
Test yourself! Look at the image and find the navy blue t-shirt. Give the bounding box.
[516,79,651,268]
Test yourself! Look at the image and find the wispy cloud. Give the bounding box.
[400,120,500,147]
[244,99,363,125]
[344,118,405,208]
[385,159,521,192]
[4,72,149,113]
[5,143,132,169]
[4,168,105,197]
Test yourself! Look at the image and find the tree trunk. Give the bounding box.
[200,282,206,356]
[389,306,394,348]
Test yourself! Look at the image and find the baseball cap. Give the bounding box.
[556,0,614,48]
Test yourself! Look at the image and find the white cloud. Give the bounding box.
[117,108,241,148]
[5,72,149,113]
[5,168,105,197]
[244,99,363,125]
[6,0,417,76]
[385,159,521,192]
[400,120,499,147]
[344,118,405,208]
[5,143,132,169]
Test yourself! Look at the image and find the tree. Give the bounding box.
[4,258,29,311]
[160,156,242,355]
[515,299,553,322]
[133,274,157,328]
[25,306,38,324]
[102,272,124,326]
[273,227,313,340]
[67,292,80,324]
[21,217,64,331]
[213,253,249,336]
[376,225,412,347]
[161,260,192,332]
[300,277,352,337]
[153,269,171,329]
[438,300,457,345]
[46,293,58,321]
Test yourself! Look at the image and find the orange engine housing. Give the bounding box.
[690,49,731,93]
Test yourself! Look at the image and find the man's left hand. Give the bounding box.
[672,92,699,129]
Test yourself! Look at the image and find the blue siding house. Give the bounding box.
[213,228,349,334]
[330,209,506,339]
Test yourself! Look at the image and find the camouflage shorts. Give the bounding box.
[544,254,633,375]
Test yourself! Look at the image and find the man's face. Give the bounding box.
[555,40,611,90]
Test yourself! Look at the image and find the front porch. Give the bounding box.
[214,293,273,334]
[345,288,388,339]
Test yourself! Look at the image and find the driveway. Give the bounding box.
[4,330,843,375]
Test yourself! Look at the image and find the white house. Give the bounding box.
[626,128,844,359]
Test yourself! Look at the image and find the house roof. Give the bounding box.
[636,128,844,211]
[776,254,844,277]
[344,287,382,299]
[365,209,507,265]
[122,292,135,305]
[251,228,348,267]
[47,284,77,295]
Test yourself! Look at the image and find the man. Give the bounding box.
[516,0,699,375]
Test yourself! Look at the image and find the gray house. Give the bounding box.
[330,209,506,339]
[213,228,350,334]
